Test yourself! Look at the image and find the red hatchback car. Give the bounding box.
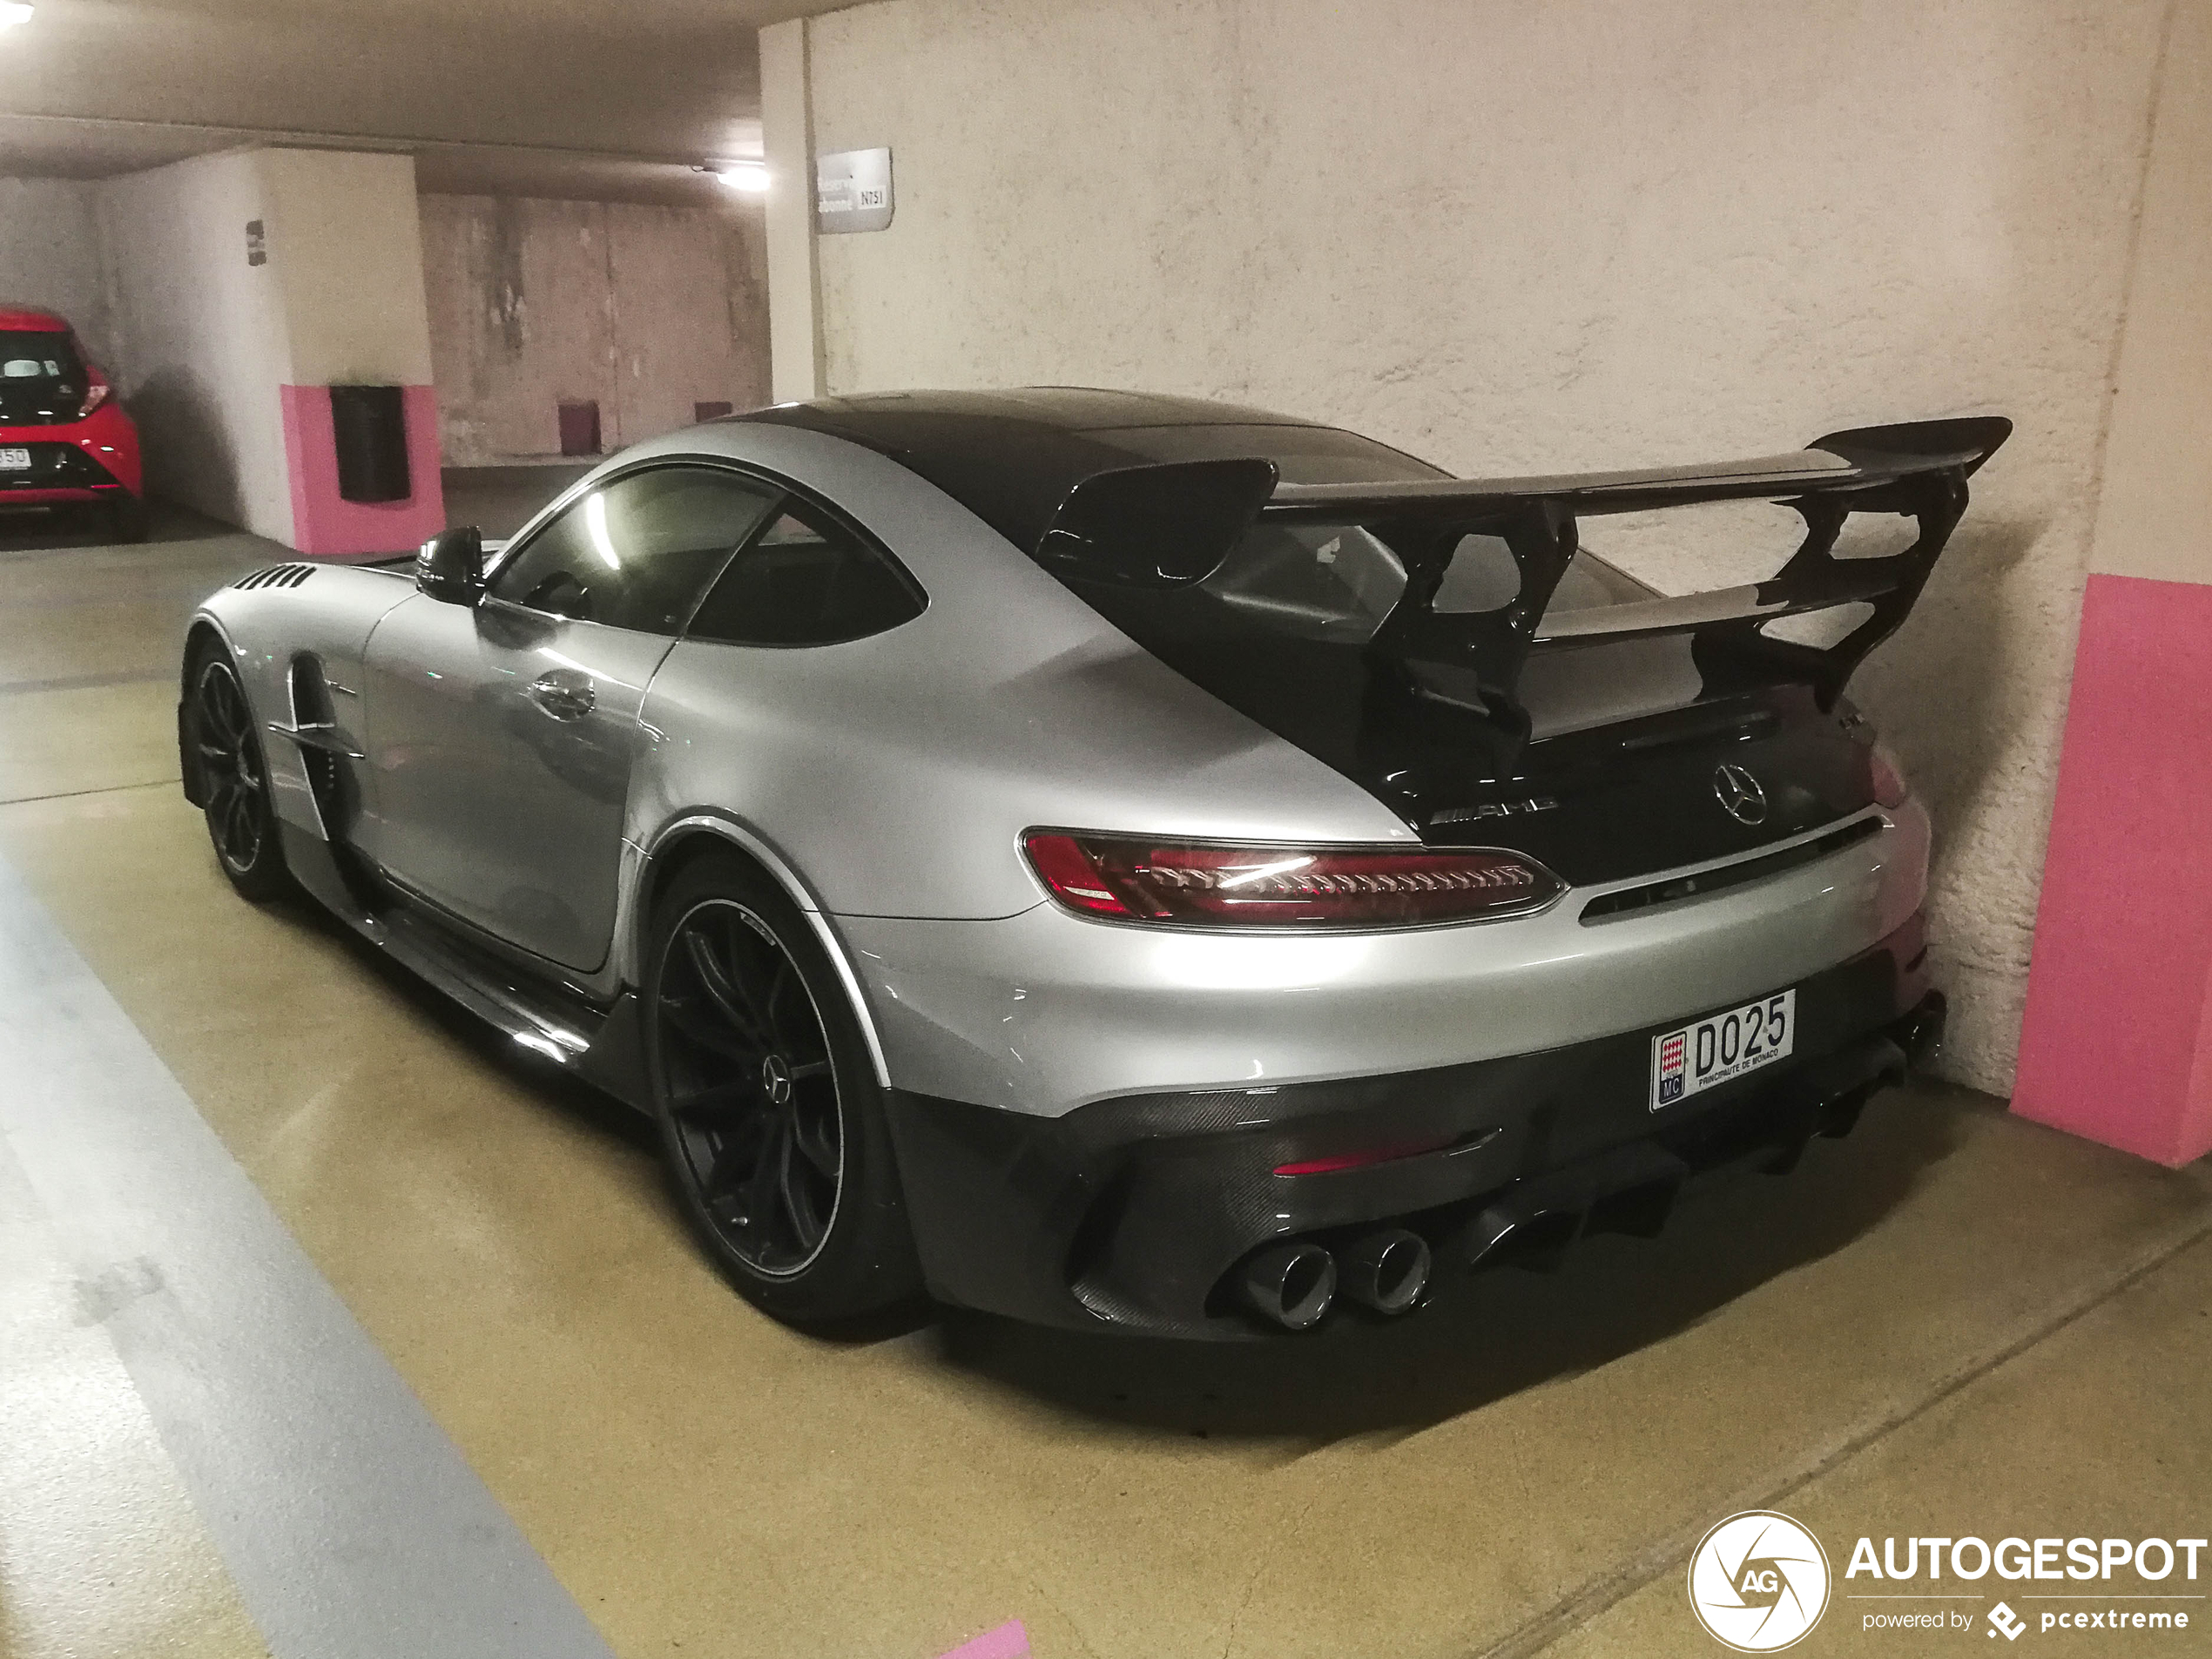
[0,306,145,541]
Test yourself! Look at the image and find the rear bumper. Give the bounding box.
[882,914,1939,1338]
[0,408,143,503]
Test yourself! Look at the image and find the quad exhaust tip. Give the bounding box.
[1337,1227,1432,1315]
[1240,1242,1337,1330]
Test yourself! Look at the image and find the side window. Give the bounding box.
[685,498,924,647]
[488,467,780,632]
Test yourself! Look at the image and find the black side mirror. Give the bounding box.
[416,525,485,604]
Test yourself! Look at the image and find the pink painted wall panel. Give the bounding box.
[2012,571,2212,1165]
[278,383,448,558]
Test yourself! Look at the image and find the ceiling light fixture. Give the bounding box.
[696,160,769,195]
[0,4,35,28]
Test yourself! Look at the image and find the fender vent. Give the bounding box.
[233,563,315,590]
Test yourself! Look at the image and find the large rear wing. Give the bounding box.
[1039,415,2010,730]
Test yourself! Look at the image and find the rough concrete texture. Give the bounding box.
[805,0,2175,1096]
[0,178,114,366]
[420,193,771,465]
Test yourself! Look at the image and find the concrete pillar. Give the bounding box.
[97,146,444,556]
[760,17,824,403]
[260,150,445,556]
[2013,0,2212,1164]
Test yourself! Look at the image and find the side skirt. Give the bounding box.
[275,821,653,1113]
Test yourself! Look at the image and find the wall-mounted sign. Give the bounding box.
[246,219,266,266]
[816,148,893,234]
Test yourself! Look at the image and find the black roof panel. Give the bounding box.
[732,387,1440,556]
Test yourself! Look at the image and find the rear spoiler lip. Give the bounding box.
[1262,416,2011,521]
[1533,577,1874,644]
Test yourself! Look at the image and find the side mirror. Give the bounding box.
[416,525,485,604]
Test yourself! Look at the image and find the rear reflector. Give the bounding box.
[1022,832,1561,928]
[1869,742,1911,808]
[1273,1138,1454,1176]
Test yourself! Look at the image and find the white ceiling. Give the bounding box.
[0,0,855,203]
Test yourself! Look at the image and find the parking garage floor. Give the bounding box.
[2,500,2209,1659]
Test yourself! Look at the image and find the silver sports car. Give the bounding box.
[180,390,2006,1337]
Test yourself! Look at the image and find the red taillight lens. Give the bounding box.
[78,371,110,420]
[1022,832,1561,928]
[1869,744,1910,808]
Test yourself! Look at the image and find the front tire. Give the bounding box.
[643,852,922,1327]
[187,646,293,900]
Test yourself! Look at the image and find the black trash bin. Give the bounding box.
[328,384,411,504]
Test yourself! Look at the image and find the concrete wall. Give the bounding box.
[419,193,770,465]
[0,177,116,368]
[796,0,2175,1096]
[2013,0,2212,1164]
[261,150,435,388]
[87,147,446,551]
[95,151,295,540]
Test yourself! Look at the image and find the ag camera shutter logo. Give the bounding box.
[1687,1511,1831,1651]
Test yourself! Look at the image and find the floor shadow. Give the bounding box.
[228,852,1973,1443]
[262,887,657,1157]
[0,498,257,557]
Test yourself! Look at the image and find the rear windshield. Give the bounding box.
[1057,421,1652,637]
[1088,421,1449,487]
[0,330,86,422]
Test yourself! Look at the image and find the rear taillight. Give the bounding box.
[78,369,110,420]
[1022,832,1561,928]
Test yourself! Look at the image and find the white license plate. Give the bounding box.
[1650,988,1796,1110]
[0,448,29,470]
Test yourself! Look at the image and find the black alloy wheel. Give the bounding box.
[644,853,921,1325]
[658,897,844,1274]
[192,653,292,900]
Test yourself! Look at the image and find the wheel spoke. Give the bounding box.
[721,915,782,1036]
[203,678,243,745]
[681,927,766,1047]
[223,792,256,861]
[738,1118,788,1237]
[790,1103,839,1176]
[661,995,754,1062]
[702,1111,769,1197]
[670,1079,751,1120]
[655,897,846,1276]
[779,1131,828,1248]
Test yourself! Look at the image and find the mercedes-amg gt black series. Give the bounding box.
[183,390,2005,1335]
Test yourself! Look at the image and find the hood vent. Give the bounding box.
[233,563,316,590]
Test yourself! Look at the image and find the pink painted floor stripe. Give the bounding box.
[935,1619,1029,1659]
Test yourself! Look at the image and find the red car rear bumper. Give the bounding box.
[0,402,143,505]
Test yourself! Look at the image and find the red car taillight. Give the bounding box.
[78,368,111,420]
[1022,832,1562,929]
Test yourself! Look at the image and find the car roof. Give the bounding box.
[732,387,1435,560]
[0,306,71,334]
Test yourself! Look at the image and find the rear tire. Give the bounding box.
[185,644,293,901]
[643,851,922,1327]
